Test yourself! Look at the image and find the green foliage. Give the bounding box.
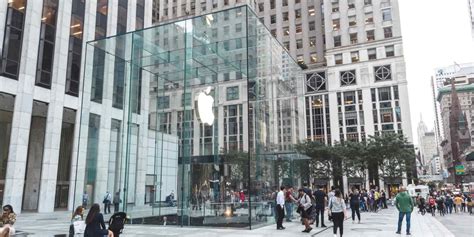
[296,133,415,181]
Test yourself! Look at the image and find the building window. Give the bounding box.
[309,21,315,31]
[364,0,372,5]
[365,12,373,24]
[348,0,355,9]
[117,0,128,34]
[308,6,316,16]
[283,41,290,50]
[65,0,85,96]
[310,53,318,63]
[375,65,392,81]
[283,12,289,21]
[201,2,206,12]
[95,0,108,40]
[349,15,357,27]
[296,39,303,49]
[295,0,300,3]
[385,45,394,57]
[368,48,377,60]
[157,96,170,109]
[306,72,326,92]
[334,36,341,47]
[226,86,239,101]
[270,0,275,9]
[35,0,59,89]
[340,70,356,86]
[271,14,276,24]
[309,37,316,47]
[235,23,242,33]
[136,0,145,29]
[333,19,340,30]
[283,27,289,36]
[335,54,343,65]
[382,9,392,21]
[0,0,27,80]
[258,3,264,11]
[351,51,359,62]
[366,30,375,41]
[297,55,304,65]
[332,2,339,12]
[350,33,357,44]
[384,27,393,38]
[295,9,302,19]
[283,0,288,6]
[296,24,302,34]
[270,29,276,37]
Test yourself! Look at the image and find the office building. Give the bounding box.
[151,0,414,192]
[0,0,155,213]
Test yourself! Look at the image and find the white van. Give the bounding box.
[407,184,429,199]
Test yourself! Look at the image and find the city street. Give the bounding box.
[434,211,473,237]
[13,206,472,236]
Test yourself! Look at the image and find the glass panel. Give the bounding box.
[77,5,304,229]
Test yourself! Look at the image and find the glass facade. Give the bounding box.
[77,6,304,228]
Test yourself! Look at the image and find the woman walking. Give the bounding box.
[349,189,361,224]
[329,190,347,237]
[298,188,313,233]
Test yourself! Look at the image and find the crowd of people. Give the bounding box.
[416,192,473,216]
[273,185,420,236]
[274,185,384,236]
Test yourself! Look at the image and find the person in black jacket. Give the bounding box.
[84,203,113,237]
[349,188,361,224]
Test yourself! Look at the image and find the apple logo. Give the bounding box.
[197,86,215,126]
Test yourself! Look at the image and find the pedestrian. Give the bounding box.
[436,196,445,216]
[466,196,473,215]
[82,191,89,209]
[275,186,286,230]
[349,188,361,224]
[113,191,121,213]
[445,195,453,214]
[327,186,335,221]
[381,190,388,209]
[313,185,327,228]
[428,196,436,216]
[70,206,85,236]
[454,195,462,213]
[394,186,414,235]
[461,195,467,212]
[103,191,112,214]
[298,188,313,233]
[329,189,347,237]
[0,204,16,237]
[84,203,114,237]
[285,186,297,222]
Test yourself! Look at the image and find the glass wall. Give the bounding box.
[77,5,304,228]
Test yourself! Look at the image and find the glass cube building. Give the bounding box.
[76,5,305,228]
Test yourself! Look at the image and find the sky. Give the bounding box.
[398,0,474,144]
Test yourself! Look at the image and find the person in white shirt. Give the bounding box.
[276,186,286,230]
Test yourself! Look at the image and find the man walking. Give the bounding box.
[313,186,327,228]
[103,191,112,214]
[276,186,286,230]
[395,186,414,235]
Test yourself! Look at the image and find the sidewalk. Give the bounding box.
[13,206,460,236]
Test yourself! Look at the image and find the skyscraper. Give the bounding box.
[152,0,414,191]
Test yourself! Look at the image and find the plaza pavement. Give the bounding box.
[13,206,471,236]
